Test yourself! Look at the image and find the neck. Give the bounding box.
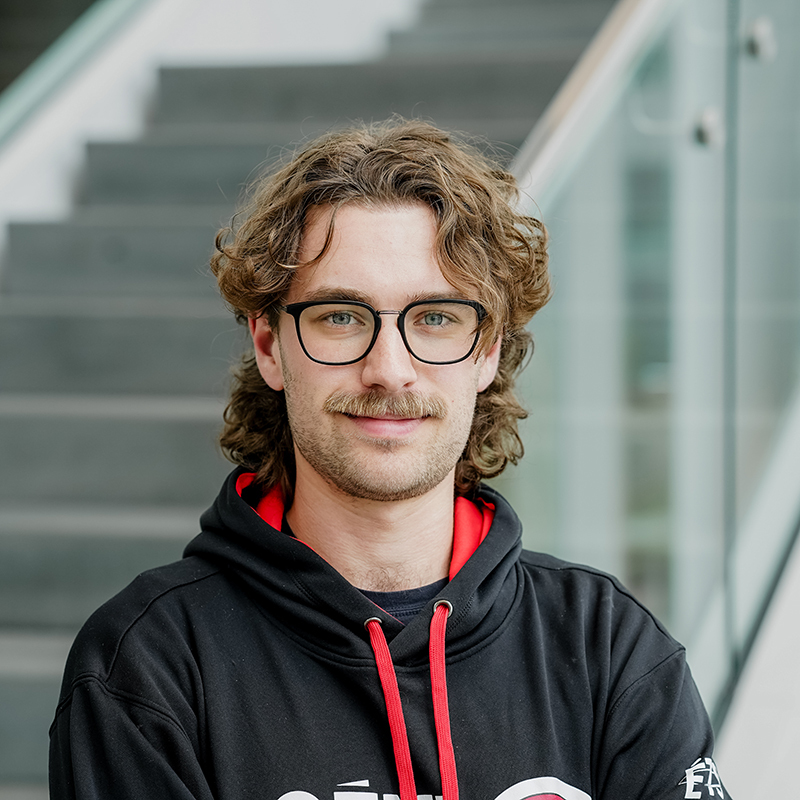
[286,456,455,592]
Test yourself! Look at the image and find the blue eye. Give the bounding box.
[422,312,446,326]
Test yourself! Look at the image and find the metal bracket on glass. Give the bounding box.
[744,17,777,63]
[693,107,725,148]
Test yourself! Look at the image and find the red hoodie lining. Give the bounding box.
[235,472,494,579]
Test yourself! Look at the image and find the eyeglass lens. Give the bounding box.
[296,301,481,365]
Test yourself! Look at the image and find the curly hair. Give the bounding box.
[211,118,550,499]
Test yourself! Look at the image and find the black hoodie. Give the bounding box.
[50,469,728,800]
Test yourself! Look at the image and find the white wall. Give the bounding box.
[160,0,422,66]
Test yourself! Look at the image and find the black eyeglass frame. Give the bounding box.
[281,298,488,366]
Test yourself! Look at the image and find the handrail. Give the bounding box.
[734,384,800,651]
[511,0,682,209]
[0,0,155,150]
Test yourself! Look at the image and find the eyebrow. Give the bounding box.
[297,287,471,306]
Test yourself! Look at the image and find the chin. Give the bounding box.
[324,458,455,503]
[330,479,441,503]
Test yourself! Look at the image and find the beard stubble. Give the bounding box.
[287,386,475,502]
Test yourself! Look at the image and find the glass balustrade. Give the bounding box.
[501,0,800,726]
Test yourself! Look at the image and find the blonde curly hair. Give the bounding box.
[211,119,550,500]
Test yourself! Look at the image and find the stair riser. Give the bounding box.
[78,118,533,204]
[151,61,569,125]
[397,2,614,40]
[0,314,243,394]
[0,679,60,784]
[80,143,273,205]
[0,416,231,505]
[3,223,222,297]
[0,535,186,628]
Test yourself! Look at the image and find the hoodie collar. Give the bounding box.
[233,470,495,580]
[187,468,523,664]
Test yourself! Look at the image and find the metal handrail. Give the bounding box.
[511,0,682,209]
[0,0,154,149]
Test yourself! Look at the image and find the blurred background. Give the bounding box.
[0,0,797,796]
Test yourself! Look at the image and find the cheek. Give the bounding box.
[281,361,330,417]
[271,333,321,397]
[443,370,482,420]
[280,371,311,439]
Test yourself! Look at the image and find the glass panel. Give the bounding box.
[504,0,800,723]
[494,0,732,715]
[733,0,800,647]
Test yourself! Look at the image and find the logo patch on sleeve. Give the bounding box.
[679,758,725,798]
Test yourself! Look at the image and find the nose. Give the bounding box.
[359,313,418,392]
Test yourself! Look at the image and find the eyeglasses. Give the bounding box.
[281,298,487,366]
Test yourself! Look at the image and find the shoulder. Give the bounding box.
[62,556,223,687]
[516,549,684,694]
[513,550,721,788]
[518,549,673,633]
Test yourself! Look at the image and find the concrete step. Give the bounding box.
[0,394,231,505]
[2,214,223,298]
[388,0,615,55]
[149,57,568,127]
[77,54,569,206]
[79,141,275,206]
[140,117,536,155]
[0,786,47,800]
[386,31,586,59]
[407,0,614,27]
[0,297,241,395]
[0,507,192,628]
[0,631,75,785]
[140,119,337,146]
[387,33,588,59]
[77,114,534,206]
[422,0,614,7]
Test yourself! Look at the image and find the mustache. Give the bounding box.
[323,390,447,420]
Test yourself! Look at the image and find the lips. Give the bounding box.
[346,414,426,439]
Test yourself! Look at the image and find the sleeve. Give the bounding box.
[49,675,215,800]
[596,650,730,800]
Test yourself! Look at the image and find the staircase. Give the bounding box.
[0,0,616,792]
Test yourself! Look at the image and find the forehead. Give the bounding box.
[289,202,454,304]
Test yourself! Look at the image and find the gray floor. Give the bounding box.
[717,533,800,796]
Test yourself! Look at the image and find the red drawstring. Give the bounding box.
[366,618,417,800]
[365,602,459,800]
[430,601,458,800]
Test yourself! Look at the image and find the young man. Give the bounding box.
[50,120,729,800]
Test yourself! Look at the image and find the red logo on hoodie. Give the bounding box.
[277,776,590,800]
[492,777,591,800]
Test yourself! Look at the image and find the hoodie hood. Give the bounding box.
[185,468,523,665]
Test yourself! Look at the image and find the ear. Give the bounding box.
[249,316,285,391]
[477,336,502,392]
